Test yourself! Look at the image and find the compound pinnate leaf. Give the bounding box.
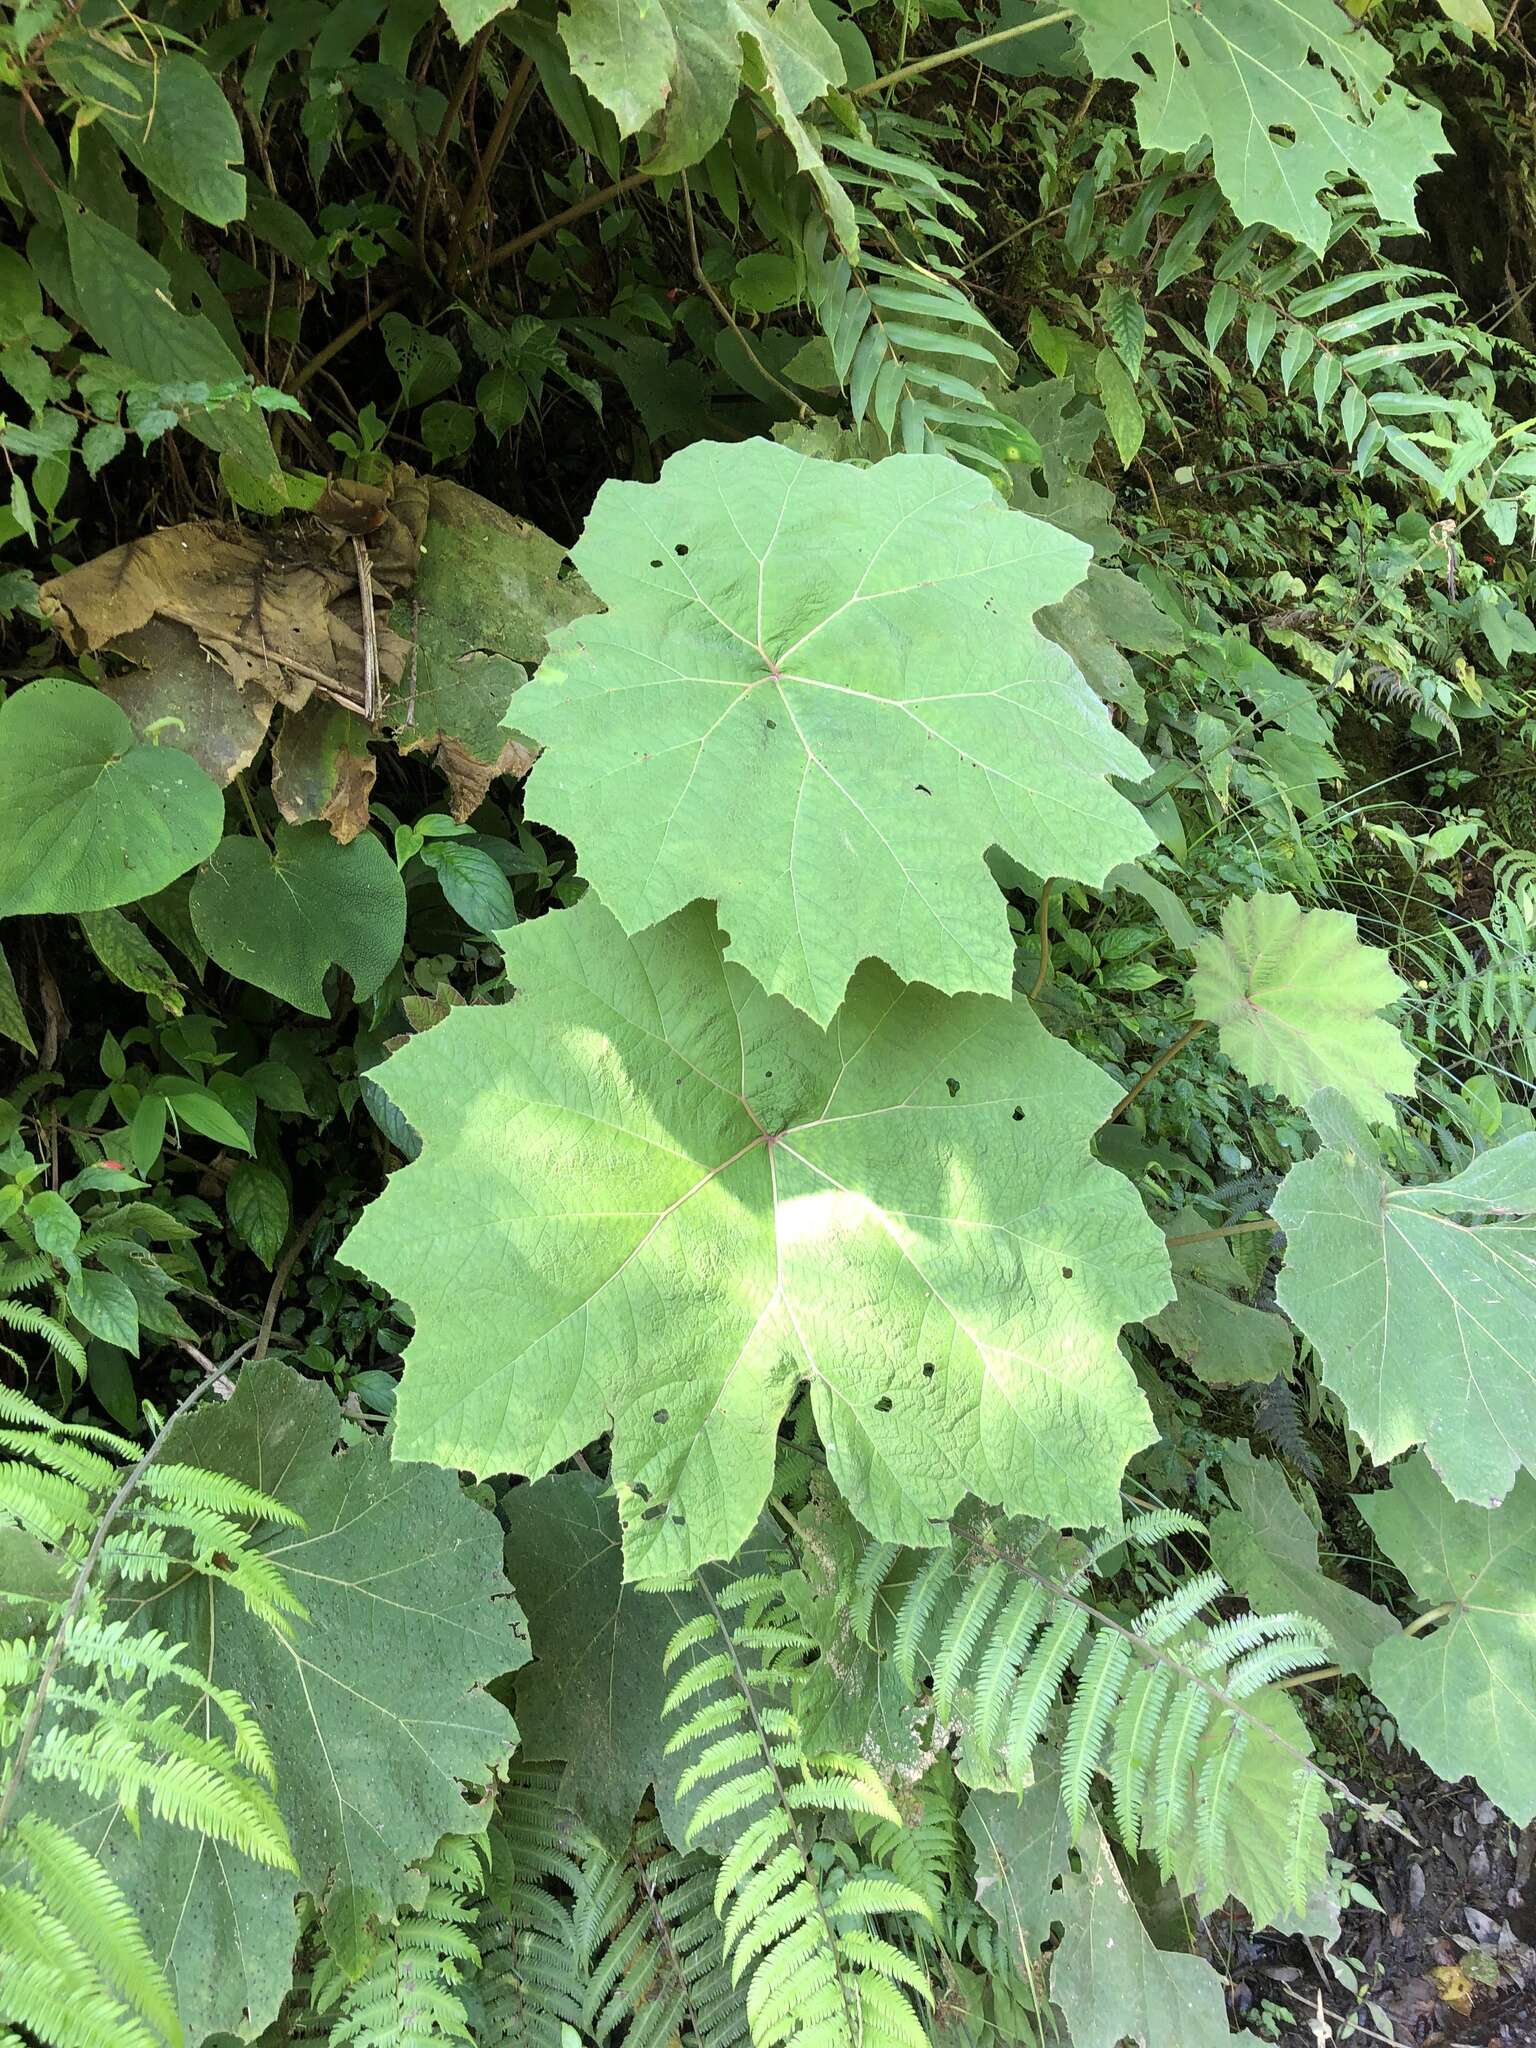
[341,894,1171,1582]
[1190,891,1416,1122]
[190,823,406,1016]
[515,438,1153,1026]
[1360,1454,1536,1824]
[1053,1815,1234,2048]
[1075,0,1445,249]
[1275,1127,1536,1505]
[0,677,224,917]
[51,1361,526,2041]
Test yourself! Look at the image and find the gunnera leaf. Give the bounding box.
[1052,1814,1234,2048]
[1074,0,1446,249]
[1275,1120,1536,1506]
[0,677,224,915]
[1190,891,1416,1123]
[1360,1454,1536,1824]
[513,437,1154,1026]
[31,1360,526,2042]
[341,893,1172,1583]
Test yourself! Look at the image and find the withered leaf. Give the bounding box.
[100,620,274,787]
[272,701,377,845]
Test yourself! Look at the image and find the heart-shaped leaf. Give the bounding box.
[0,678,223,915]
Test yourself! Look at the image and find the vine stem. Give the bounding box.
[1277,1602,1457,1693]
[0,1338,254,1838]
[1027,880,1054,1001]
[295,4,1078,393]
[1163,1218,1279,1248]
[1105,1018,1208,1125]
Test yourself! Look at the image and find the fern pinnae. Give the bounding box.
[1003,1604,1088,1777]
[1061,1632,1133,1836]
[931,1559,1006,1722]
[1196,1720,1251,1881]
[969,1579,1048,1763]
[1148,1682,1214,1877]
[892,1550,952,1689]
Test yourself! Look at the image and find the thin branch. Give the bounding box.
[446,51,537,281]
[681,173,811,420]
[254,1205,324,1363]
[1105,1019,1209,1125]
[867,8,1076,95]
[1027,880,1054,1001]
[0,1339,254,1837]
[1164,1218,1279,1248]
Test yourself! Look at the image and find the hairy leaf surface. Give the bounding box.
[1052,1815,1233,2047]
[1075,0,1445,249]
[342,894,1171,1580]
[1275,1127,1536,1504]
[1360,1455,1536,1824]
[514,438,1153,1025]
[37,1362,525,2041]
[1190,892,1415,1122]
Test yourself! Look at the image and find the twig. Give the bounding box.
[1164,1218,1279,1248]
[866,8,1075,95]
[0,1338,255,1837]
[1027,880,1054,1000]
[351,535,378,724]
[681,174,811,420]
[1105,1019,1209,1125]
[446,52,536,281]
[414,22,490,271]
[254,1204,324,1363]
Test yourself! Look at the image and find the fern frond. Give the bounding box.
[663,1571,930,2048]
[0,1300,87,1376]
[851,1518,1335,1887]
[329,1835,483,2047]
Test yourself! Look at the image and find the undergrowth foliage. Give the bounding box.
[2,2,1536,2046]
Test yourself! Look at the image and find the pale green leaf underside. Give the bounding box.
[40,1363,525,2041]
[0,677,223,916]
[1076,0,1446,250]
[1275,1131,1536,1506]
[1190,890,1416,1123]
[1361,1454,1536,1824]
[514,437,1154,1026]
[1053,1816,1234,2048]
[341,894,1172,1582]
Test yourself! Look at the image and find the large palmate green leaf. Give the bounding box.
[1052,1816,1233,2048]
[514,438,1153,1026]
[1275,1125,1536,1505]
[963,1765,1072,1970]
[341,894,1171,1582]
[0,677,223,915]
[1190,892,1415,1122]
[1360,1455,1536,1824]
[1146,1224,1294,1386]
[500,1471,782,1850]
[1075,0,1445,249]
[1211,1444,1398,1682]
[36,1362,525,2041]
[190,823,407,1015]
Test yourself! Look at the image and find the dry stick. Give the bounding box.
[0,1338,255,1838]
[1164,1218,1279,1248]
[413,22,491,271]
[681,173,811,420]
[352,535,378,724]
[295,5,1077,394]
[446,51,537,281]
[254,1204,324,1364]
[1027,880,1055,1000]
[1106,1018,1209,1125]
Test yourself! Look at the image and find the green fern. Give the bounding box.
[802,120,1021,483]
[324,1836,483,2048]
[854,1509,1333,1910]
[469,1768,588,2048]
[0,1378,303,2048]
[663,1573,933,2048]
[578,1814,747,2048]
